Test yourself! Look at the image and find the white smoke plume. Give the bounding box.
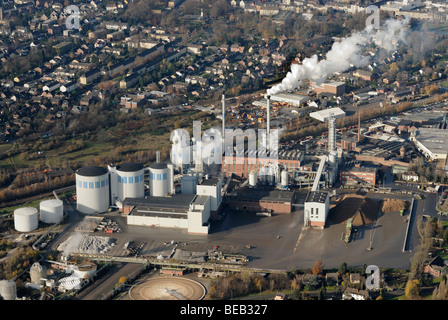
[266,17,410,96]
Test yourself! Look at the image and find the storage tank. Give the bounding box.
[149,163,170,197]
[14,207,38,232]
[30,262,47,285]
[76,166,110,214]
[281,170,289,189]
[259,166,267,185]
[72,261,97,279]
[170,129,191,171]
[116,162,145,201]
[267,166,275,186]
[0,280,16,300]
[248,170,257,187]
[40,199,63,224]
[181,174,198,194]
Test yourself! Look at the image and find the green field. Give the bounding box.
[0,110,219,170]
[0,196,53,215]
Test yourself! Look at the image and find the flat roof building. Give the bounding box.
[304,191,330,229]
[123,193,211,234]
[309,107,346,122]
[268,92,309,107]
[222,149,303,178]
[339,165,378,186]
[412,128,448,161]
[229,185,298,214]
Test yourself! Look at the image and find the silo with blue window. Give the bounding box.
[115,162,145,201]
[149,163,169,197]
[76,166,110,214]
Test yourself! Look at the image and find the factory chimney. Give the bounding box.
[266,95,271,151]
[358,111,361,142]
[222,94,225,152]
[328,113,336,153]
[156,150,161,163]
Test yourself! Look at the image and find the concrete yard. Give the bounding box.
[53,190,428,273]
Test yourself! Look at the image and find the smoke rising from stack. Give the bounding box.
[266,17,410,96]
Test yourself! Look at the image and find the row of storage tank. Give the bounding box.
[13,199,64,233]
[249,166,289,188]
[75,162,175,214]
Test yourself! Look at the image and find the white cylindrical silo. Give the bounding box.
[149,163,169,197]
[259,166,267,185]
[116,163,145,201]
[30,262,47,285]
[40,199,63,224]
[76,166,110,214]
[171,129,190,171]
[72,261,97,279]
[267,166,275,186]
[249,170,257,187]
[0,280,16,300]
[181,175,198,194]
[14,207,38,232]
[281,170,289,188]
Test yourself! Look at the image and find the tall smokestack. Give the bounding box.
[358,110,361,142]
[222,94,225,152]
[266,95,270,151]
[328,113,336,152]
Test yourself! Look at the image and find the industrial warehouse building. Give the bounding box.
[229,186,298,214]
[123,193,211,234]
[411,128,448,161]
[339,165,378,186]
[310,81,346,96]
[268,92,309,107]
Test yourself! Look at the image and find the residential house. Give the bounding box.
[60,81,78,93]
[120,94,146,109]
[119,73,141,89]
[342,288,370,300]
[79,68,101,85]
[424,256,447,277]
[349,273,361,285]
[353,69,374,81]
[325,273,339,286]
[185,75,207,86]
[401,171,419,182]
[42,81,60,92]
[80,91,99,106]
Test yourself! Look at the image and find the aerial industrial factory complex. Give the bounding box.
[2,91,448,300]
[72,94,347,231]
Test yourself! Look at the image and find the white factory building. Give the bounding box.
[410,128,448,161]
[309,107,346,122]
[122,175,222,234]
[124,193,211,234]
[303,191,330,229]
[75,162,222,234]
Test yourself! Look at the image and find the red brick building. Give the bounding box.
[339,165,377,186]
[222,150,303,178]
